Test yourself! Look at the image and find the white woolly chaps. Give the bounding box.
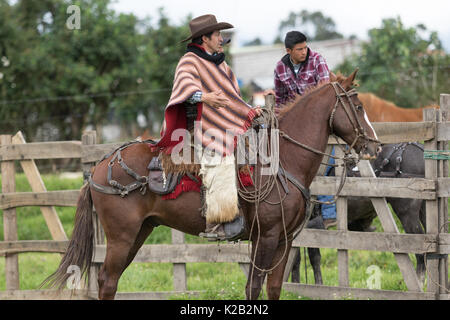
[199,154,239,224]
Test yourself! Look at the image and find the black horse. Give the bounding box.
[291,142,426,285]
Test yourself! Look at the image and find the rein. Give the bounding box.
[329,82,380,152]
[278,82,380,205]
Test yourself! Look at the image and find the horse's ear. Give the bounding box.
[343,68,359,89]
[329,71,337,82]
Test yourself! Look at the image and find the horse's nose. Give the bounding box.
[376,145,382,155]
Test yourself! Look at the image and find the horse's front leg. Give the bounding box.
[265,239,293,300]
[246,234,279,300]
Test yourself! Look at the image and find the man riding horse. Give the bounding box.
[152,14,260,240]
[41,13,381,300]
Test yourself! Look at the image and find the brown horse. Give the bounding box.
[358,92,439,122]
[43,69,380,300]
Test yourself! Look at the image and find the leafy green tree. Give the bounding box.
[0,1,190,141]
[0,0,139,140]
[122,9,189,134]
[277,10,343,43]
[336,17,450,107]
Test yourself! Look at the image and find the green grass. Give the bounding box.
[0,173,448,299]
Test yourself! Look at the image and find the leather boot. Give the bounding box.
[223,215,245,241]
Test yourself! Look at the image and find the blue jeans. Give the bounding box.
[317,148,336,220]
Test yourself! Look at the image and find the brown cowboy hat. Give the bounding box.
[181,14,234,42]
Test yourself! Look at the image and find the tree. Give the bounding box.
[0,1,190,141]
[276,10,343,43]
[0,0,141,140]
[336,17,450,108]
[127,9,189,133]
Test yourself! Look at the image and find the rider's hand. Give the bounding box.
[201,90,230,109]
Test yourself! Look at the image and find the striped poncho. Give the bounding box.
[152,48,257,157]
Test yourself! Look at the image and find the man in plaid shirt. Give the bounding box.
[274,31,330,107]
[273,31,337,229]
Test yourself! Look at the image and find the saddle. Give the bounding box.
[88,140,182,197]
[147,157,182,195]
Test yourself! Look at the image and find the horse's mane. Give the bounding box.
[277,72,348,120]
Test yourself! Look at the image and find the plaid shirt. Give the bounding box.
[274,48,330,107]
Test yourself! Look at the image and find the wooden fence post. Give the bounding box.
[82,131,104,296]
[439,94,450,295]
[424,108,440,298]
[172,230,187,292]
[264,94,275,113]
[335,147,349,287]
[11,131,67,241]
[1,135,19,290]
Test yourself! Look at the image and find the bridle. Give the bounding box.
[279,81,380,166]
[328,81,380,157]
[276,81,381,205]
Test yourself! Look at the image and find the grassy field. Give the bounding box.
[0,173,445,299]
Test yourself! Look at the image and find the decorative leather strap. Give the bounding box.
[89,175,147,197]
[88,140,156,197]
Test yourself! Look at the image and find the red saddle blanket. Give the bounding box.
[161,167,254,200]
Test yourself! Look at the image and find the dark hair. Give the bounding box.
[284,31,307,49]
[192,31,214,45]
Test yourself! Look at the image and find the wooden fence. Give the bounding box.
[0,94,449,300]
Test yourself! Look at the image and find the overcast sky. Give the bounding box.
[111,0,450,51]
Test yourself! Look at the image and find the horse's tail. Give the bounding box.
[40,183,94,290]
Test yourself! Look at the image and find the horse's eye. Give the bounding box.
[356,105,363,111]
